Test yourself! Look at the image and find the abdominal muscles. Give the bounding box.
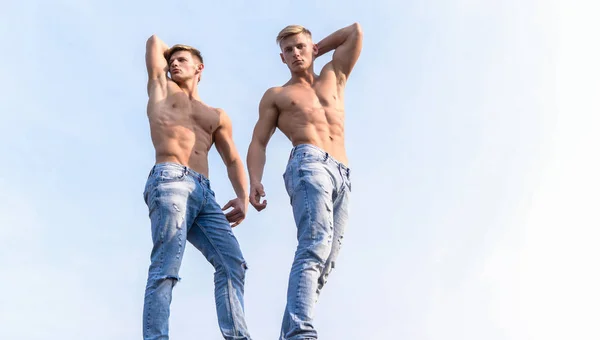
[149,119,212,175]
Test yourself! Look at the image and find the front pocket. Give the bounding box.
[283,169,294,197]
[158,169,186,182]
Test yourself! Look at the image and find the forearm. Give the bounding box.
[227,158,248,200]
[315,23,360,58]
[247,141,267,185]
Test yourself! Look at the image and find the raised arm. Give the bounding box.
[145,34,170,97]
[315,23,363,81]
[214,109,249,227]
[246,88,280,211]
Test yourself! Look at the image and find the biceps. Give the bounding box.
[333,33,363,76]
[252,117,277,146]
[215,129,239,163]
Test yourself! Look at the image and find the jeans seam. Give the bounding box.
[199,185,239,335]
[146,193,164,336]
[197,221,240,336]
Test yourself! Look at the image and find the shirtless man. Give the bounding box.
[142,35,251,340]
[246,23,363,339]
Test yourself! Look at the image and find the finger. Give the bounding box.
[249,195,258,206]
[234,216,246,227]
[228,212,244,221]
[255,190,264,201]
[255,201,267,211]
[225,208,241,219]
[251,200,265,211]
[250,195,262,206]
[226,212,242,222]
[222,200,233,211]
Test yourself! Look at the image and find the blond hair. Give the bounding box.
[276,25,312,45]
[165,44,204,65]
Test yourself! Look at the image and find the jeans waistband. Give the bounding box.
[289,144,351,177]
[148,162,210,184]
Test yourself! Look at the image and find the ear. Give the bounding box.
[313,43,318,56]
[196,63,204,73]
[280,52,286,64]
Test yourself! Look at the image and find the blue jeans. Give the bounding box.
[142,162,251,340]
[280,144,352,340]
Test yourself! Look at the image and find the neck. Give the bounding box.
[176,79,200,99]
[290,65,317,85]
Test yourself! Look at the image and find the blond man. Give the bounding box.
[247,23,363,339]
[142,35,252,340]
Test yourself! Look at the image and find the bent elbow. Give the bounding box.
[352,23,363,37]
[146,34,159,48]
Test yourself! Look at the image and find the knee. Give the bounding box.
[231,260,248,282]
[216,259,248,282]
[297,241,331,266]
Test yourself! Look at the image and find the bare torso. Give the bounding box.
[274,66,348,165]
[147,80,221,177]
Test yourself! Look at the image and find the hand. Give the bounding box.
[222,197,248,227]
[249,182,267,212]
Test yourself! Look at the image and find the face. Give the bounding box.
[279,33,317,72]
[169,50,203,83]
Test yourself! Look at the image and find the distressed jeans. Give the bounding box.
[142,162,251,340]
[280,144,352,340]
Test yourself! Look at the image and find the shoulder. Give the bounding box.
[259,86,284,107]
[264,86,284,98]
[213,107,231,127]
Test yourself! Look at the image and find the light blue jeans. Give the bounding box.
[280,144,352,340]
[142,162,251,340]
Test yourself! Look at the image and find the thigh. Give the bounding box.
[187,193,246,270]
[145,175,198,279]
[330,187,350,259]
[146,179,196,243]
[289,163,336,260]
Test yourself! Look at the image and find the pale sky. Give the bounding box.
[1,1,598,339]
